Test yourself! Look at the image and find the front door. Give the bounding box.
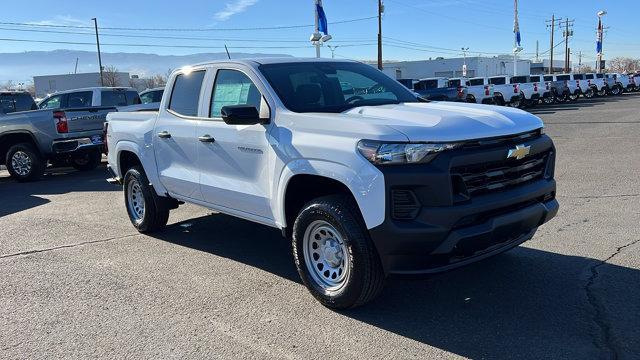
[197,67,274,220]
[154,69,206,200]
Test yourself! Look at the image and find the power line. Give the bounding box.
[0,16,377,32]
[0,26,374,43]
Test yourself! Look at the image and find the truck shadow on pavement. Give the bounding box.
[0,165,115,217]
[155,214,638,360]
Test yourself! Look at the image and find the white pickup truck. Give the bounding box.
[487,76,538,108]
[106,58,558,309]
[449,77,495,104]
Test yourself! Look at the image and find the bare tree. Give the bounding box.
[1,80,15,90]
[145,74,167,89]
[608,57,640,73]
[25,82,36,97]
[102,65,121,87]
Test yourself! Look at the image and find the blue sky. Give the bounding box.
[0,0,638,67]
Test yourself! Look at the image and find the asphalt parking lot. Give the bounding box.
[1,94,639,359]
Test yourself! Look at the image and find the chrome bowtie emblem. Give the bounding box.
[507,144,531,160]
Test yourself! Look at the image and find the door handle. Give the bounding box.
[198,134,215,143]
[157,131,171,139]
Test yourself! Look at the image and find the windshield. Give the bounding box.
[259,61,418,113]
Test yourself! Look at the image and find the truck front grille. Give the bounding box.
[451,150,551,199]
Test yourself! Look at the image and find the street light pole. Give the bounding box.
[461,47,469,77]
[327,45,339,59]
[92,18,104,86]
[596,10,606,74]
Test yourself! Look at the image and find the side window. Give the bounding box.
[169,71,205,117]
[140,92,154,104]
[126,91,141,105]
[101,91,128,107]
[67,91,93,108]
[0,95,16,114]
[40,95,63,109]
[210,69,261,118]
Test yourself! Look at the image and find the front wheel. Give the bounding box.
[123,166,170,233]
[597,88,607,96]
[292,195,385,309]
[611,85,622,96]
[542,94,554,105]
[568,91,579,101]
[5,143,46,182]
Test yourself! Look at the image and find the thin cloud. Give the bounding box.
[214,0,259,21]
[27,15,89,27]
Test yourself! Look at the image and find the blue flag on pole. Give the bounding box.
[317,1,328,35]
[596,18,603,54]
[513,0,521,47]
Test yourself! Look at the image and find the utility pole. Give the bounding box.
[578,51,582,73]
[535,40,539,62]
[563,19,574,72]
[546,15,562,74]
[74,57,79,74]
[92,18,104,86]
[377,0,384,70]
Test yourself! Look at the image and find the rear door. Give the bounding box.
[196,66,274,220]
[153,70,206,200]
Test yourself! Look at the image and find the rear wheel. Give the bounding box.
[584,87,595,99]
[597,88,607,96]
[292,195,385,309]
[542,93,554,105]
[568,91,579,101]
[5,143,46,182]
[610,84,622,96]
[71,150,102,171]
[123,166,170,233]
[494,93,505,106]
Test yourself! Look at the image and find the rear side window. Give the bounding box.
[101,91,127,107]
[585,74,594,79]
[126,91,141,105]
[209,69,262,118]
[510,76,529,83]
[468,78,484,86]
[573,74,584,80]
[489,77,506,85]
[169,71,206,117]
[1,93,37,113]
[416,80,438,89]
[556,75,570,81]
[449,79,461,87]
[67,91,93,108]
[544,76,553,82]
[596,74,604,78]
[529,76,541,82]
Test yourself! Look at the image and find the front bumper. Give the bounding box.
[368,133,558,275]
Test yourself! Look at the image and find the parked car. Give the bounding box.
[606,73,630,95]
[449,77,494,104]
[584,73,608,97]
[106,58,558,309]
[0,105,115,181]
[38,87,141,110]
[487,76,528,107]
[0,91,37,115]
[509,75,540,107]
[139,87,164,104]
[529,75,554,104]
[413,77,466,102]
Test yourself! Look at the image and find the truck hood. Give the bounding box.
[342,102,543,142]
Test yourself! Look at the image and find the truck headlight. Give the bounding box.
[357,140,460,165]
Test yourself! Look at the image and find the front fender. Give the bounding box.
[112,140,167,196]
[274,158,386,230]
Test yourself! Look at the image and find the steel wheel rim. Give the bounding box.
[303,220,350,291]
[11,151,32,176]
[127,179,145,222]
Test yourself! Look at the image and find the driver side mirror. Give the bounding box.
[221,105,264,125]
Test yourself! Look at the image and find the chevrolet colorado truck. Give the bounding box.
[449,77,495,105]
[106,58,558,309]
[413,77,466,102]
[0,106,113,181]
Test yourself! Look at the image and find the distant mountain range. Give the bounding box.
[0,49,291,82]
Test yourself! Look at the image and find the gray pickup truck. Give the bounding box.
[0,106,114,181]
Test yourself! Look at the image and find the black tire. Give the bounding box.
[542,93,554,105]
[584,88,595,99]
[123,166,170,233]
[494,93,505,106]
[71,150,102,171]
[466,95,476,104]
[5,142,46,182]
[292,195,385,309]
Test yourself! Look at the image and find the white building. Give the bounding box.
[33,72,131,98]
[376,56,531,80]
